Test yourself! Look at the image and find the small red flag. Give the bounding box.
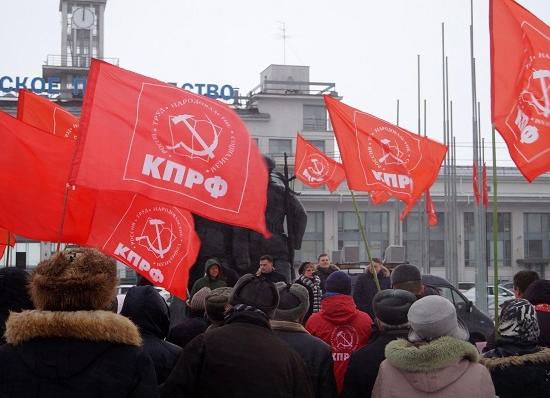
[425,191,438,227]
[324,95,447,211]
[491,0,550,181]
[17,92,200,299]
[295,134,345,192]
[482,163,489,208]
[473,162,481,205]
[71,59,269,236]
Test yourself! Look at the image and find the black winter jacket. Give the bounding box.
[352,270,391,318]
[523,279,550,348]
[121,286,181,384]
[315,265,339,293]
[271,320,337,398]
[342,328,409,398]
[0,310,158,398]
[160,309,313,398]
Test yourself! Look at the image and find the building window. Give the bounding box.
[464,212,512,267]
[268,139,292,157]
[308,139,325,152]
[403,212,445,267]
[303,105,327,131]
[295,211,324,263]
[337,211,389,261]
[524,213,550,258]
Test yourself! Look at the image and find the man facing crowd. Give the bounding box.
[315,254,339,293]
[256,254,288,283]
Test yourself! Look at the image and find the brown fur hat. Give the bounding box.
[30,248,117,311]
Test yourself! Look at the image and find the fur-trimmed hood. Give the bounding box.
[481,347,550,370]
[5,310,141,346]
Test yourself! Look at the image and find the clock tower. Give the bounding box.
[43,0,113,100]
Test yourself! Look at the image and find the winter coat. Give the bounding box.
[0,310,158,398]
[167,313,209,349]
[481,344,550,398]
[189,262,227,298]
[305,294,373,394]
[315,264,339,293]
[523,279,550,348]
[295,275,322,321]
[342,328,409,398]
[373,336,495,398]
[160,309,313,398]
[259,270,288,284]
[271,320,338,398]
[352,269,391,318]
[120,286,181,384]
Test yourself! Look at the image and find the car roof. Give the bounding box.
[422,274,453,288]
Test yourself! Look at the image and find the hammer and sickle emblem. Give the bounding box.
[523,69,550,118]
[167,114,220,159]
[136,218,173,259]
[308,158,327,177]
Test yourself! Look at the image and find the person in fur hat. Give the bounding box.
[0,267,34,346]
[271,282,337,398]
[372,295,494,398]
[481,298,550,398]
[0,248,158,398]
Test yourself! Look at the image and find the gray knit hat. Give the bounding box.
[373,289,416,326]
[273,282,310,323]
[205,287,233,324]
[391,264,421,286]
[230,274,279,318]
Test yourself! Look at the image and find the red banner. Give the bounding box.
[324,95,447,210]
[482,163,489,208]
[370,190,392,205]
[71,59,269,236]
[0,111,93,242]
[473,162,481,205]
[491,0,550,181]
[425,191,438,227]
[17,92,200,299]
[295,134,345,192]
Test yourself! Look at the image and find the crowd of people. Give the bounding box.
[1,249,550,397]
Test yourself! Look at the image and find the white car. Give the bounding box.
[463,285,515,318]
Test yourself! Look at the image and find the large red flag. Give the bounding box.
[491,0,550,181]
[17,92,200,299]
[0,110,93,242]
[71,59,269,236]
[324,95,447,210]
[473,162,481,205]
[295,134,345,192]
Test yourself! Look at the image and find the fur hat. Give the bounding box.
[189,287,211,312]
[205,287,233,324]
[373,289,416,326]
[325,271,352,295]
[274,282,310,323]
[230,274,279,318]
[30,248,117,311]
[391,264,421,286]
[0,267,33,315]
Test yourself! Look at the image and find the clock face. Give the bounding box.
[72,7,95,29]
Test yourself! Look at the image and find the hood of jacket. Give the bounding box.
[4,309,141,379]
[523,279,550,305]
[384,336,479,393]
[319,294,359,324]
[120,285,170,339]
[481,347,550,369]
[316,264,339,275]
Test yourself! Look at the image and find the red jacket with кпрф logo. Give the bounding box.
[305,294,372,394]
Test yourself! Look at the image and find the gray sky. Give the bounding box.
[2,0,549,167]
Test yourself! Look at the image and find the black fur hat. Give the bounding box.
[230,274,279,318]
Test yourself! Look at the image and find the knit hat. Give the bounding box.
[274,282,310,323]
[205,287,233,324]
[230,274,279,318]
[498,298,540,344]
[391,264,421,286]
[325,271,351,295]
[373,289,416,326]
[189,287,211,312]
[30,248,117,311]
[408,295,469,342]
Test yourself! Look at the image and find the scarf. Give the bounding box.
[299,275,322,313]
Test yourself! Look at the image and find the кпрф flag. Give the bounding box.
[70,59,269,236]
[491,0,550,181]
[295,133,345,192]
[324,95,447,214]
[16,91,200,300]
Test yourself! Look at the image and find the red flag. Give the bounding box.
[425,191,438,226]
[482,163,489,208]
[473,162,481,205]
[0,110,93,242]
[324,95,447,211]
[17,90,79,140]
[0,228,16,261]
[370,191,392,205]
[17,92,200,299]
[71,59,269,236]
[491,0,550,181]
[295,134,345,192]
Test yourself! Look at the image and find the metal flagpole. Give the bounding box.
[442,23,451,278]
[424,99,431,275]
[395,99,402,245]
[418,54,427,272]
[492,125,500,327]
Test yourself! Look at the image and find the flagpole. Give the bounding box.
[442,22,451,278]
[350,190,381,291]
[395,99,402,246]
[424,99,431,275]
[418,54,427,272]
[56,184,71,252]
[492,125,500,327]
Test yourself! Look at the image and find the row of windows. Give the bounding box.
[265,138,325,157]
[296,211,550,267]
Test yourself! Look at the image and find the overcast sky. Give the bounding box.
[2,0,549,167]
